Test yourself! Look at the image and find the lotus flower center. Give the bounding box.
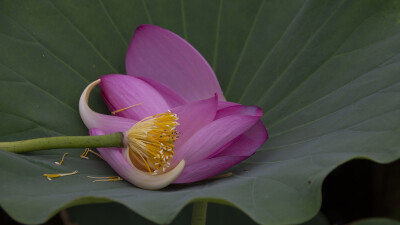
[125,111,179,175]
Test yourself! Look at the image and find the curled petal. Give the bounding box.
[90,128,185,190]
[213,106,267,157]
[173,156,245,183]
[100,74,170,120]
[217,101,240,110]
[213,105,266,157]
[172,114,260,165]
[171,95,218,149]
[216,121,268,157]
[79,79,137,134]
[215,105,263,120]
[174,121,268,183]
[126,24,225,102]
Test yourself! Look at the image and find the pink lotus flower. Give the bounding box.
[79,24,268,189]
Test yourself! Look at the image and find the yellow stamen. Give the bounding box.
[80,148,104,160]
[43,170,78,181]
[87,148,104,159]
[80,148,90,159]
[125,111,179,175]
[111,103,143,115]
[54,152,69,166]
[208,172,233,180]
[87,176,123,182]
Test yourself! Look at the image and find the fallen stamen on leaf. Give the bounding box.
[80,148,103,160]
[87,175,123,182]
[111,103,143,115]
[43,170,78,181]
[80,148,89,159]
[87,148,103,159]
[54,152,69,166]
[208,172,233,180]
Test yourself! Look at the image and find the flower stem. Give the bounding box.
[191,201,207,225]
[0,132,124,153]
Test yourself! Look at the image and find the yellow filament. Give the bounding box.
[80,148,104,160]
[54,152,69,166]
[87,176,123,182]
[111,103,143,115]
[208,172,233,180]
[43,170,78,181]
[87,148,104,159]
[126,111,179,175]
[80,148,89,159]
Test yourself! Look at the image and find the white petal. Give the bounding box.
[79,79,137,134]
[91,128,185,190]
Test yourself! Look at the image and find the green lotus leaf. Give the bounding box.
[0,0,399,224]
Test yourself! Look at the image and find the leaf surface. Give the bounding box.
[0,0,400,224]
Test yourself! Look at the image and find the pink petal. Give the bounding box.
[79,79,137,134]
[215,105,263,120]
[135,76,187,108]
[99,74,170,120]
[217,101,240,110]
[172,114,260,165]
[126,24,225,102]
[208,106,266,158]
[174,121,268,183]
[171,95,218,149]
[212,105,267,157]
[216,121,268,157]
[90,128,185,190]
[173,156,245,183]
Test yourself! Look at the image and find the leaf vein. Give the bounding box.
[260,10,379,116]
[263,108,400,151]
[180,0,188,40]
[212,0,223,71]
[0,63,79,114]
[238,0,310,103]
[268,51,400,131]
[0,112,65,136]
[46,0,119,73]
[225,0,265,96]
[141,0,153,24]
[98,0,129,48]
[0,12,90,85]
[256,0,347,106]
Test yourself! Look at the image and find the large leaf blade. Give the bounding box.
[0,0,399,224]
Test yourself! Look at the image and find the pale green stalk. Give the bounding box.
[191,201,208,225]
[0,132,123,153]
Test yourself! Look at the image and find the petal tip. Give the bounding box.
[136,24,161,32]
[256,107,263,117]
[79,79,101,128]
[134,159,186,190]
[135,24,174,36]
[126,24,225,101]
[121,146,186,190]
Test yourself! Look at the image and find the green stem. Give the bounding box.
[191,201,207,225]
[0,132,124,153]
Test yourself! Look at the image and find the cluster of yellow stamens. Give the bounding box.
[125,111,179,175]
